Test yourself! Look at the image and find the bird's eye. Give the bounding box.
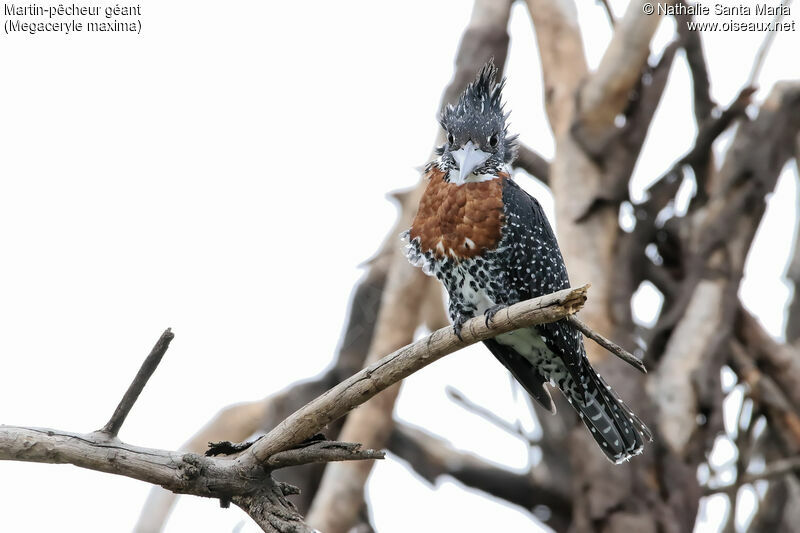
[489,134,499,147]
[447,132,455,144]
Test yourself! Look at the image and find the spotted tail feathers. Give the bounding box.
[565,363,652,463]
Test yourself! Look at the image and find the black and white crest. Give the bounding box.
[437,60,518,173]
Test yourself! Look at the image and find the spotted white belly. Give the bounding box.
[453,266,558,375]
[496,328,552,363]
[454,268,495,315]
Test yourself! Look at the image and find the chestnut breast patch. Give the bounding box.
[409,168,506,260]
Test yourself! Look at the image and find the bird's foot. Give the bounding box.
[452,314,468,341]
[484,304,508,327]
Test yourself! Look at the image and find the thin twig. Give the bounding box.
[100,328,174,437]
[566,315,646,374]
[446,387,537,446]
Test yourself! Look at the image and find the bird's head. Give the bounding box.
[437,60,517,185]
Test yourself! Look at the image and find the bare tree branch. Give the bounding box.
[729,340,800,448]
[684,86,756,195]
[576,0,672,153]
[674,4,714,123]
[518,6,679,530]
[101,329,174,437]
[704,456,800,496]
[603,39,680,206]
[266,441,385,469]
[135,400,274,532]
[1,370,310,532]
[524,0,588,135]
[388,421,572,531]
[644,85,774,352]
[514,143,551,184]
[651,82,800,458]
[566,315,646,373]
[0,426,292,500]
[748,470,800,531]
[446,387,537,446]
[737,307,800,413]
[730,341,796,415]
[2,286,588,532]
[136,253,392,531]
[785,183,800,344]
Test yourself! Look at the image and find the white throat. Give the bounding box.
[447,169,499,185]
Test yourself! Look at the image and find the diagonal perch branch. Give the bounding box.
[100,328,174,437]
[243,284,589,464]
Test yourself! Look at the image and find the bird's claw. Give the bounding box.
[452,315,467,341]
[484,304,507,327]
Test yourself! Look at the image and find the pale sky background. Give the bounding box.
[1,1,798,532]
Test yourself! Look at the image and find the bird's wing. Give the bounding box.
[500,179,587,390]
[500,178,570,299]
[483,338,555,413]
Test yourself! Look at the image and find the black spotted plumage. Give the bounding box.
[403,61,651,463]
[493,180,651,462]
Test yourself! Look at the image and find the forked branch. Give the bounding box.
[0,285,589,532]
